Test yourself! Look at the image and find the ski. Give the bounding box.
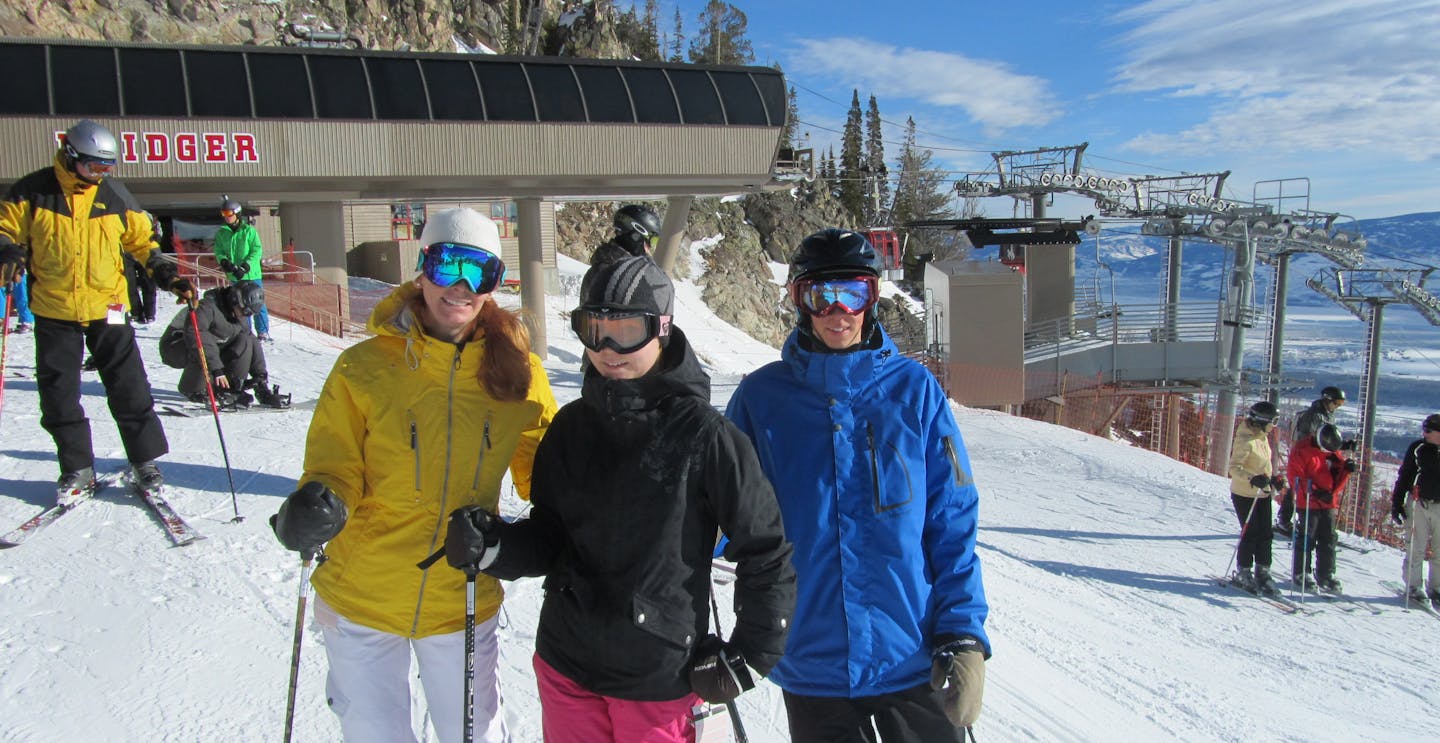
[1210,574,1316,615]
[1380,580,1440,619]
[0,472,124,548]
[158,399,309,418]
[131,479,204,547]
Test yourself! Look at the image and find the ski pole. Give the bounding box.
[186,298,243,522]
[282,550,317,743]
[1222,488,1266,579]
[0,289,12,421]
[707,585,751,743]
[463,571,477,743]
[1404,499,1417,609]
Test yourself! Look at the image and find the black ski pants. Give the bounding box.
[124,254,157,323]
[1292,508,1337,582]
[1231,493,1273,570]
[178,329,267,397]
[33,316,168,473]
[1278,486,1295,526]
[782,681,963,743]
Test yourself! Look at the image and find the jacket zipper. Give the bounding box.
[943,436,971,487]
[408,411,421,491]
[411,346,463,637]
[470,415,493,492]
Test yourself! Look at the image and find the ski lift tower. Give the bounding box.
[1307,267,1440,538]
[990,143,1088,332]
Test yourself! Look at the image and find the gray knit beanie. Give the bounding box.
[578,256,674,317]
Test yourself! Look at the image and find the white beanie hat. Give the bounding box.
[419,208,501,252]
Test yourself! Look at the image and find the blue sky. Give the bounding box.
[660,0,1440,221]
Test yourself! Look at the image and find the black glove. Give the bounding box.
[270,481,347,554]
[444,506,501,572]
[930,636,986,727]
[218,258,235,274]
[688,634,755,704]
[1248,474,1270,489]
[231,261,249,279]
[1340,439,1359,451]
[1270,475,1288,491]
[1312,488,1333,506]
[1343,460,1359,473]
[0,243,25,284]
[1392,498,1407,525]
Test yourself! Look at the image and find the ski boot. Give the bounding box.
[1233,567,1256,592]
[1254,567,1279,596]
[1272,520,1293,538]
[131,460,164,492]
[1406,587,1429,607]
[1292,575,1318,592]
[57,466,96,507]
[1318,577,1343,595]
[252,381,292,409]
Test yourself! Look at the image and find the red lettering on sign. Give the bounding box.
[119,132,140,163]
[175,134,197,163]
[203,133,227,162]
[143,133,169,163]
[233,133,258,163]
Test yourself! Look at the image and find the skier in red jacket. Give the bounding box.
[1285,423,1356,594]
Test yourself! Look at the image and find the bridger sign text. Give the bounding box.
[56,130,261,164]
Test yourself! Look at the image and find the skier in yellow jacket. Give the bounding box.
[0,119,194,500]
[271,208,557,742]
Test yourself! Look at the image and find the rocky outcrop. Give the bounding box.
[743,184,855,263]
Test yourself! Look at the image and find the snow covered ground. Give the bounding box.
[2,255,1437,742]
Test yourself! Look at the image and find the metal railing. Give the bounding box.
[1024,301,1223,359]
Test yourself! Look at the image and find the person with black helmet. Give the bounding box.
[158,281,288,409]
[1285,422,1356,593]
[726,229,990,741]
[213,196,272,341]
[1276,385,1350,536]
[1390,413,1440,606]
[444,255,795,742]
[1226,401,1284,595]
[589,203,663,266]
[0,118,195,500]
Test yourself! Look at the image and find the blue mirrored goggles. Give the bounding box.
[418,242,506,294]
[791,275,879,317]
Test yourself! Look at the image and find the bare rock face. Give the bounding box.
[692,199,789,348]
[743,185,856,263]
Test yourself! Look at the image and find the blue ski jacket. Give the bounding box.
[726,326,990,698]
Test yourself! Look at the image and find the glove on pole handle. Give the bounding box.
[187,298,243,523]
[282,551,316,743]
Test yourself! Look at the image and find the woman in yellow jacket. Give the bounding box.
[1227,400,1282,596]
[272,208,557,743]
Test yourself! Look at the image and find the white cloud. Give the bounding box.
[785,37,1062,132]
[1112,0,1440,157]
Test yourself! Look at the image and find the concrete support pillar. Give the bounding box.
[515,197,547,359]
[653,195,694,276]
[278,201,349,323]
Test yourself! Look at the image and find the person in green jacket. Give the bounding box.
[213,197,270,340]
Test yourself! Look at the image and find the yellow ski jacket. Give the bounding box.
[0,151,157,322]
[303,284,557,637]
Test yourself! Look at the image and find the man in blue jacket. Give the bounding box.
[726,229,989,742]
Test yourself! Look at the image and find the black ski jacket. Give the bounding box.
[484,327,795,700]
[1393,439,1440,507]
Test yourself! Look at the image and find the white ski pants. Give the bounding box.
[315,596,507,743]
[1402,499,1440,592]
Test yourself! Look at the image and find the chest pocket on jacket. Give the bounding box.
[866,421,916,515]
[86,212,124,289]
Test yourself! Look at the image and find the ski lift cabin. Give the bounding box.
[865,228,904,281]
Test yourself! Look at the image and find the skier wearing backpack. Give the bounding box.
[725,229,990,742]
[158,282,287,408]
[1391,413,1440,606]
[1286,422,1356,593]
[1227,401,1283,595]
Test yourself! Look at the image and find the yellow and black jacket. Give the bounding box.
[0,151,157,322]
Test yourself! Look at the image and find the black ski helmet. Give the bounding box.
[1315,422,1343,453]
[1320,386,1346,403]
[236,281,265,315]
[1246,400,1279,427]
[787,228,882,283]
[1424,413,1440,433]
[614,204,661,240]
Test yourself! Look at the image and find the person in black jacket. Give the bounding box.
[1392,413,1440,606]
[444,256,795,743]
[159,282,287,409]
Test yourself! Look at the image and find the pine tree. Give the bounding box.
[891,117,950,259]
[838,90,865,225]
[615,1,662,61]
[688,1,754,65]
[668,7,685,62]
[864,95,889,227]
[779,79,800,149]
